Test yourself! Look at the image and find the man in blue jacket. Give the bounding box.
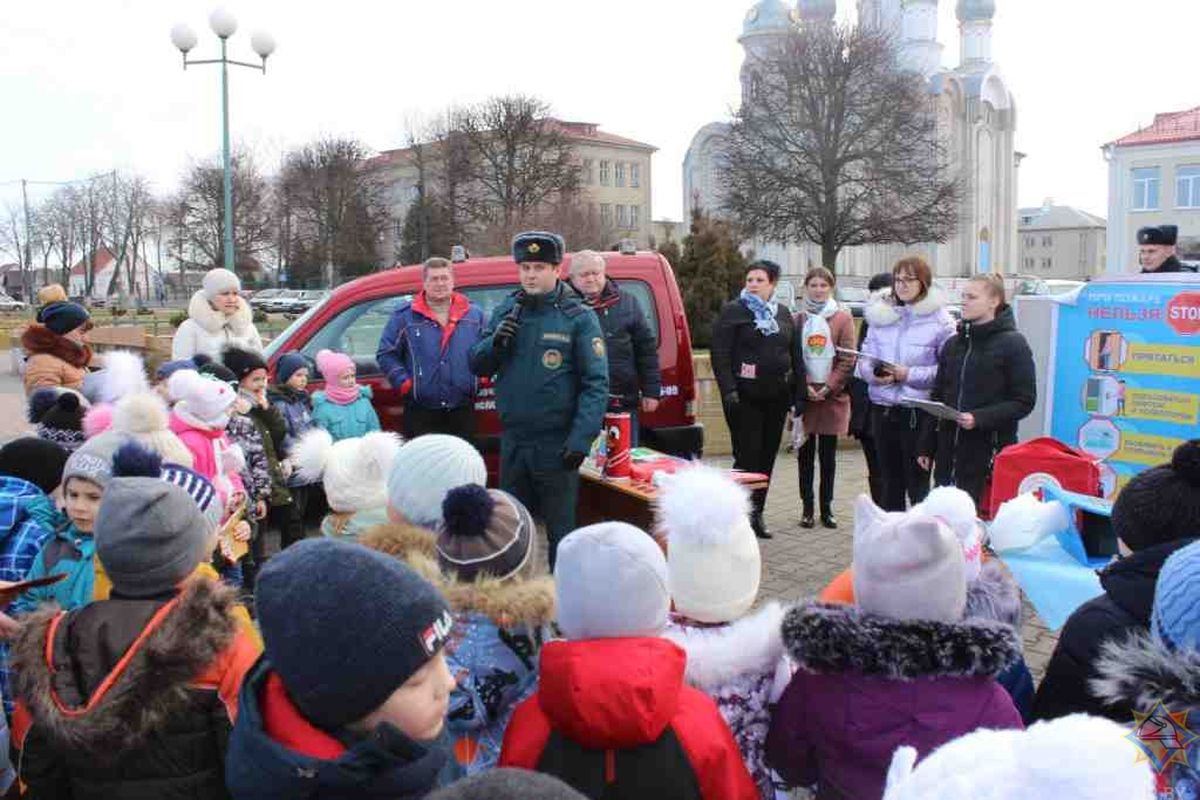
[377,257,486,441]
[470,232,608,569]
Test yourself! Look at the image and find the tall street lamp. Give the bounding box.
[171,9,275,273]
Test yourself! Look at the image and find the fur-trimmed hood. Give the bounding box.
[1092,631,1200,713]
[359,520,438,561]
[783,601,1019,679]
[664,602,786,690]
[864,285,949,328]
[187,289,254,336]
[21,323,92,368]
[12,578,239,759]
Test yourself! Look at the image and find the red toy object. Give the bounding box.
[986,437,1102,519]
[602,412,633,481]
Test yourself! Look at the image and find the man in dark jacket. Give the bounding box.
[470,232,608,570]
[1033,439,1200,723]
[377,257,486,442]
[1138,224,1198,274]
[568,250,661,444]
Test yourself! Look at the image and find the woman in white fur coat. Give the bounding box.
[171,268,263,361]
[660,465,790,800]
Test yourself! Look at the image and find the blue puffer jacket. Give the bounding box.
[376,292,484,411]
[225,658,450,800]
[312,387,381,442]
[267,384,319,487]
[11,522,95,617]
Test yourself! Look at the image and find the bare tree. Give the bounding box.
[721,25,962,270]
[104,172,154,301]
[173,150,276,277]
[278,136,388,286]
[77,177,113,298]
[41,186,83,289]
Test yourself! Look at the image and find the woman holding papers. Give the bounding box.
[856,257,957,511]
[793,268,856,529]
[919,274,1036,508]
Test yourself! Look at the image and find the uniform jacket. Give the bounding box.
[499,636,759,800]
[22,324,92,396]
[312,387,382,442]
[320,507,389,542]
[1144,255,1198,274]
[169,412,247,504]
[922,307,1037,504]
[766,603,1023,800]
[794,308,856,436]
[855,288,956,408]
[1033,538,1195,724]
[227,412,272,506]
[576,280,661,410]
[1094,632,1200,797]
[11,521,96,617]
[171,291,263,361]
[664,603,788,800]
[376,292,484,411]
[470,282,608,455]
[225,657,450,800]
[12,578,261,800]
[267,385,319,487]
[711,298,798,404]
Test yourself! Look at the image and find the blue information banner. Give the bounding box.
[1049,277,1200,498]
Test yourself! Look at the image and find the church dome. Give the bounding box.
[797,0,837,22]
[741,0,794,39]
[956,0,995,21]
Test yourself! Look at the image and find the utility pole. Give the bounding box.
[20,179,32,301]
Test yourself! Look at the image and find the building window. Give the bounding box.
[600,204,612,227]
[616,204,628,228]
[1024,236,1035,249]
[1042,257,1053,271]
[583,159,595,186]
[1042,235,1052,247]
[615,162,626,188]
[630,205,640,229]
[1177,165,1200,208]
[1132,167,1161,210]
[393,219,403,241]
[631,163,641,188]
[1023,257,1034,270]
[599,161,611,186]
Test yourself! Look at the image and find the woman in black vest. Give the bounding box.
[711,260,800,539]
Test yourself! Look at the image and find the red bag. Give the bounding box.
[985,437,1102,519]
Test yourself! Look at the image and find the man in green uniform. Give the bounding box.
[470,232,608,569]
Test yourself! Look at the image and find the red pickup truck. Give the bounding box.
[263,250,704,470]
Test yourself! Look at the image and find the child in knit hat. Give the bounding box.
[167,368,246,505]
[1094,538,1200,798]
[426,768,587,799]
[11,450,262,800]
[294,428,402,540]
[1035,439,1200,724]
[312,348,381,441]
[766,494,1023,800]
[224,538,459,798]
[26,387,89,451]
[385,433,487,531]
[423,484,554,776]
[268,351,323,549]
[499,521,759,799]
[880,714,1154,800]
[659,465,787,799]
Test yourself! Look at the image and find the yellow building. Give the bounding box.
[1017,202,1107,281]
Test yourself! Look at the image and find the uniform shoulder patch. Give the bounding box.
[592,337,606,358]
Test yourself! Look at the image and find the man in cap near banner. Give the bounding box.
[1138,224,1197,273]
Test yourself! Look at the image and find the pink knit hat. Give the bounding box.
[315,350,355,383]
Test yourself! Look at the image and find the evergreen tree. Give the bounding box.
[674,209,746,349]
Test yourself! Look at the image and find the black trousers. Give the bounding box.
[860,434,885,505]
[724,392,790,515]
[870,404,931,511]
[270,483,322,551]
[404,401,477,443]
[798,433,838,514]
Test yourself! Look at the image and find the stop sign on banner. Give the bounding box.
[1167,291,1200,336]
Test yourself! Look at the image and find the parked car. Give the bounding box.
[263,251,703,476]
[836,286,870,318]
[249,288,284,310]
[0,293,27,312]
[1042,279,1085,296]
[261,290,303,314]
[283,290,330,315]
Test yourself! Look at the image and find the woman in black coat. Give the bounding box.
[919,273,1036,508]
[711,260,800,539]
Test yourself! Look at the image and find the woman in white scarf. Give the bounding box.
[794,267,857,529]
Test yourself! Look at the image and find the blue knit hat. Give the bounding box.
[256,539,453,731]
[274,352,310,385]
[1153,539,1200,651]
[39,301,90,336]
[155,359,196,382]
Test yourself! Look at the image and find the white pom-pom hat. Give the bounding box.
[294,429,402,514]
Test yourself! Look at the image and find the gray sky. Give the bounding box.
[3,0,1198,230]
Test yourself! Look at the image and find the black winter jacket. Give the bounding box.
[1143,255,1198,274]
[1032,537,1197,724]
[12,579,260,800]
[578,280,661,410]
[711,299,798,404]
[923,306,1036,505]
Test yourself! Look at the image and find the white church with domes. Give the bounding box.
[683,0,1019,282]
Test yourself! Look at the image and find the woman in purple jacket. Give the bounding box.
[855,256,956,511]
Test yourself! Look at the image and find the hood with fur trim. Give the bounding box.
[187,289,254,336]
[12,579,240,759]
[1092,631,1200,714]
[664,602,786,691]
[21,323,92,368]
[784,601,1019,679]
[358,520,439,562]
[864,285,948,328]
